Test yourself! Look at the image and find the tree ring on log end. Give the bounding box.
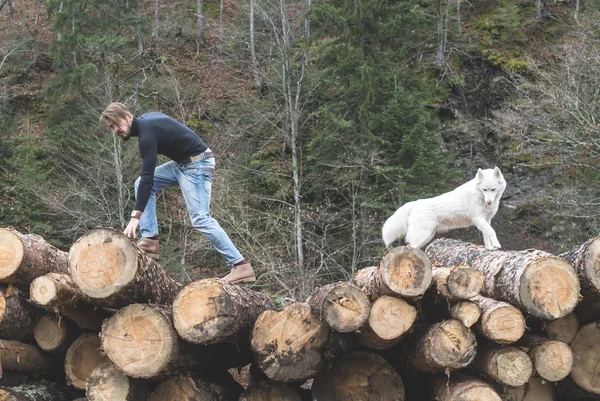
[323,282,370,332]
[69,229,138,299]
[532,340,573,382]
[484,305,525,343]
[0,229,24,281]
[148,376,212,401]
[453,386,502,401]
[494,348,533,386]
[521,258,580,319]
[369,296,416,340]
[86,363,130,401]
[34,314,68,352]
[173,279,235,344]
[30,275,58,306]
[569,322,600,394]
[102,304,175,378]
[430,320,476,369]
[65,333,109,389]
[380,247,431,297]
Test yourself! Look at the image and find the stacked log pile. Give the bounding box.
[0,225,599,400]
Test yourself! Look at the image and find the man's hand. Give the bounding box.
[123,218,140,239]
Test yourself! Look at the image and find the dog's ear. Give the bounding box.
[493,166,503,179]
[477,168,484,181]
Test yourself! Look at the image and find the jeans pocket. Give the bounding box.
[201,168,214,194]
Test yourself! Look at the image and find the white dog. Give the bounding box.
[382,167,506,250]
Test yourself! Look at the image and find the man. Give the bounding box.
[99,102,255,284]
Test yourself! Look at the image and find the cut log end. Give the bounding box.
[531,340,573,382]
[435,377,502,401]
[583,238,600,289]
[33,314,68,352]
[68,228,138,298]
[101,304,175,378]
[447,267,484,299]
[29,275,58,306]
[0,228,24,281]
[544,313,579,344]
[239,381,302,401]
[521,258,580,319]
[65,333,110,389]
[428,320,476,369]
[86,363,136,401]
[450,302,480,328]
[368,295,416,341]
[475,347,533,387]
[322,283,370,332]
[173,279,236,343]
[570,322,600,394]
[481,305,525,343]
[381,246,432,297]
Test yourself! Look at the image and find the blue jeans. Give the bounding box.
[134,158,244,266]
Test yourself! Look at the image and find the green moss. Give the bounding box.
[504,59,533,73]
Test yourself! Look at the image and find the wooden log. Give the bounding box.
[433,376,502,401]
[0,380,71,401]
[307,281,370,333]
[239,381,302,401]
[409,319,477,372]
[312,351,405,401]
[101,303,246,379]
[519,335,573,381]
[250,302,329,383]
[68,228,181,307]
[473,343,533,386]
[33,314,77,356]
[556,376,600,400]
[0,339,54,374]
[0,284,42,341]
[503,377,555,401]
[560,236,600,323]
[30,273,112,330]
[0,227,68,289]
[569,321,600,394]
[356,295,416,350]
[432,264,484,300]
[426,238,580,319]
[352,246,431,300]
[543,313,579,344]
[65,333,110,390]
[86,363,150,401]
[449,301,481,328]
[471,294,525,343]
[147,373,243,401]
[173,278,275,344]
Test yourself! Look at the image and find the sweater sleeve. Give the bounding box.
[133,136,158,212]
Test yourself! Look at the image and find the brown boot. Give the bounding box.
[137,238,160,260]
[221,263,256,284]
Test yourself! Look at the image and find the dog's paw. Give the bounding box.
[485,244,501,250]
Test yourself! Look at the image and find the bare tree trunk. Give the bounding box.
[219,0,224,39]
[249,0,261,90]
[574,0,580,24]
[6,0,13,23]
[152,0,161,39]
[35,0,43,26]
[536,0,542,19]
[436,0,450,67]
[196,0,203,42]
[456,0,461,35]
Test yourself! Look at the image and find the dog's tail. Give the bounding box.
[382,203,412,247]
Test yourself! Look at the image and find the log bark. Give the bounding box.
[449,301,480,328]
[86,363,150,401]
[569,321,600,394]
[518,335,573,381]
[68,228,181,307]
[356,295,417,350]
[0,380,71,401]
[239,381,302,401]
[471,294,525,343]
[426,238,580,319]
[173,278,275,344]
[33,314,77,356]
[64,333,110,390]
[560,236,600,323]
[147,373,243,401]
[409,319,477,372]
[473,343,533,386]
[432,264,484,300]
[352,246,432,300]
[0,284,42,341]
[433,376,502,401]
[0,339,54,374]
[250,302,329,383]
[312,351,405,401]
[543,313,579,344]
[503,377,555,401]
[307,281,370,333]
[30,273,112,330]
[0,227,68,289]
[101,303,246,379]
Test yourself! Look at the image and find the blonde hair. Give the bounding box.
[99,102,131,128]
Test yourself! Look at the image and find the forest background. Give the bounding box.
[0,0,599,302]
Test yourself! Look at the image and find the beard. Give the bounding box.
[119,133,131,141]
